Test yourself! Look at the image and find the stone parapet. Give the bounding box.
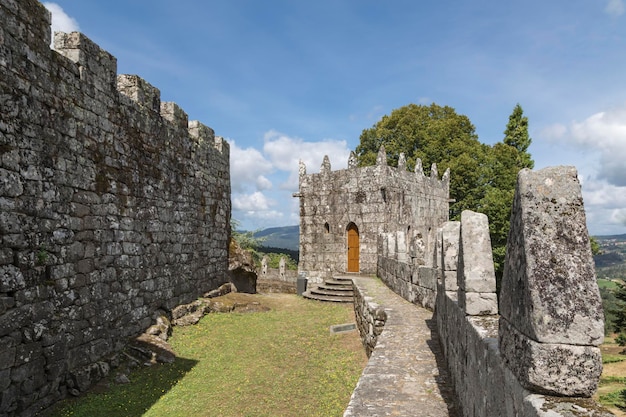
[499,166,604,397]
[436,288,612,417]
[368,164,611,414]
[457,211,498,315]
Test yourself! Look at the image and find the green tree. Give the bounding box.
[502,103,533,170]
[611,283,626,344]
[355,103,535,284]
[590,236,601,256]
[230,219,265,251]
[355,103,491,219]
[478,104,535,282]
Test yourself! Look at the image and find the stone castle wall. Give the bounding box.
[375,166,612,416]
[0,1,231,415]
[296,148,449,282]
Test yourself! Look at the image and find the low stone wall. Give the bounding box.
[377,256,438,310]
[352,279,386,357]
[256,262,298,294]
[436,287,611,416]
[258,267,297,283]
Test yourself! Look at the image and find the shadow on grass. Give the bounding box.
[48,357,198,417]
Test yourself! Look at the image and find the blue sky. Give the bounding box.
[45,1,626,235]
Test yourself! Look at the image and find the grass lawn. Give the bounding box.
[597,336,626,416]
[50,293,368,417]
[598,279,620,291]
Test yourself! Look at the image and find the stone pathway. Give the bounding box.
[344,276,459,417]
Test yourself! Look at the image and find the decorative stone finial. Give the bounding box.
[398,153,407,171]
[415,158,423,176]
[430,163,438,179]
[376,145,387,166]
[320,155,331,174]
[348,151,358,169]
[442,168,450,182]
[299,160,306,178]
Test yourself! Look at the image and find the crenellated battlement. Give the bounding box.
[296,146,450,281]
[0,1,231,415]
[300,145,450,188]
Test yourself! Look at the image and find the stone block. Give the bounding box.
[441,221,460,271]
[0,265,25,292]
[117,74,161,112]
[458,291,498,316]
[499,166,604,346]
[417,266,437,290]
[458,211,496,293]
[499,317,601,397]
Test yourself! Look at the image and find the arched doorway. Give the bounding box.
[347,223,359,272]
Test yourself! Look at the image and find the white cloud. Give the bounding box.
[229,131,353,229]
[232,191,273,212]
[256,175,272,190]
[580,178,626,235]
[605,0,625,16]
[43,3,80,48]
[544,105,626,187]
[228,139,274,193]
[568,108,626,186]
[611,209,626,227]
[263,129,352,190]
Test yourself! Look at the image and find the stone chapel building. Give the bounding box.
[294,146,450,283]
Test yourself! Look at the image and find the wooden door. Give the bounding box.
[347,224,359,272]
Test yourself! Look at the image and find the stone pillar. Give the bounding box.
[499,166,604,397]
[279,257,286,280]
[261,256,268,277]
[457,211,498,315]
[441,221,460,295]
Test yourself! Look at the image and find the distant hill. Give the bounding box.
[246,228,626,275]
[254,225,299,251]
[594,233,626,280]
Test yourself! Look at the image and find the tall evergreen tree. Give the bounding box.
[480,104,534,282]
[503,103,534,170]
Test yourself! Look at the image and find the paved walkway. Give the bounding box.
[344,276,459,417]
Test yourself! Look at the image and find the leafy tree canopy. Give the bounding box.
[356,103,490,219]
[355,102,535,280]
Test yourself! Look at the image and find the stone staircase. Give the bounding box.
[302,276,354,303]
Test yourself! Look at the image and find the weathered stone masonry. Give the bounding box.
[372,166,611,416]
[296,147,449,283]
[0,1,230,415]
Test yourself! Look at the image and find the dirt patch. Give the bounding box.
[257,279,297,294]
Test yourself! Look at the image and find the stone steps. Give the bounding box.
[303,276,355,303]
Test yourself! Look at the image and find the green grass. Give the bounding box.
[603,354,626,364]
[50,295,366,417]
[599,388,626,411]
[598,278,620,291]
[598,367,626,411]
